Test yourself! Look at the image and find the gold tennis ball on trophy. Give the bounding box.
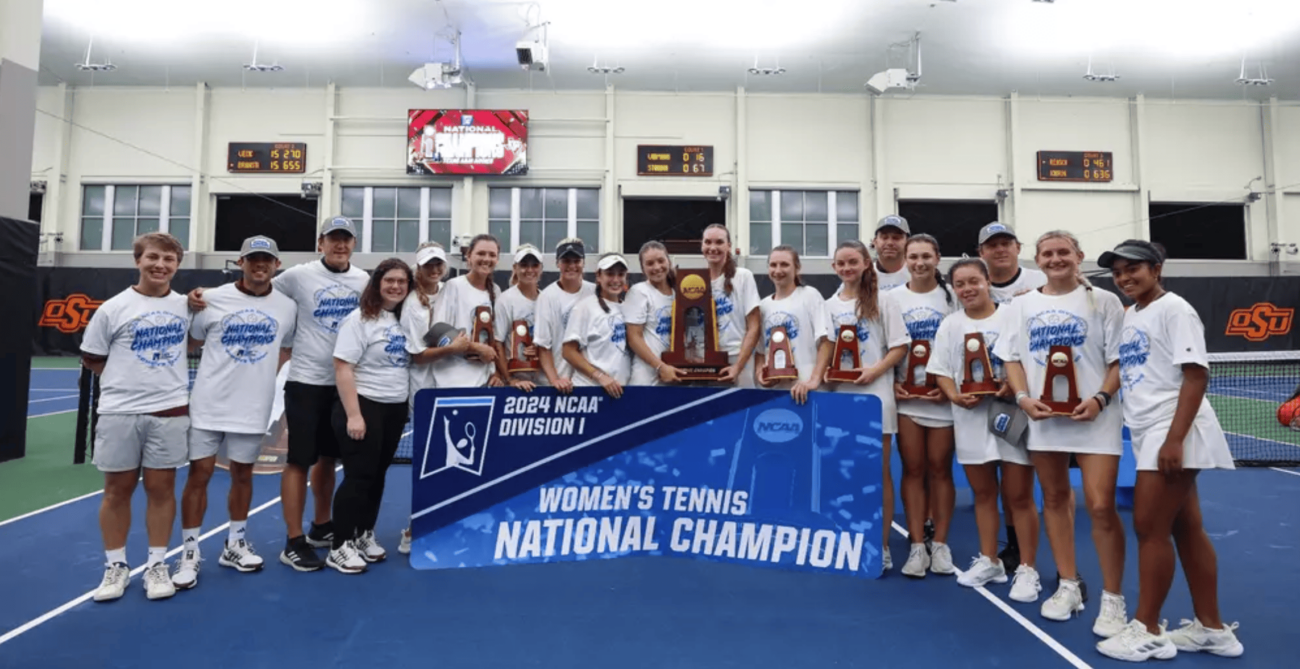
[515,324,527,337]
[1051,351,1068,368]
[965,338,980,353]
[840,330,854,342]
[772,330,785,343]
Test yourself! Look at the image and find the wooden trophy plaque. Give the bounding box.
[660,268,729,381]
[826,325,860,383]
[1041,344,1082,415]
[960,332,999,395]
[507,319,538,374]
[468,306,493,361]
[900,339,937,395]
[762,326,799,383]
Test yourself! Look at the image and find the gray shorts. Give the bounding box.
[188,427,265,465]
[93,414,190,473]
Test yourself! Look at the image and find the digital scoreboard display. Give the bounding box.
[227,142,307,174]
[407,110,529,176]
[638,145,713,177]
[1037,151,1113,182]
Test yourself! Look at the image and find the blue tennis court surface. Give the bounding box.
[25,369,80,418]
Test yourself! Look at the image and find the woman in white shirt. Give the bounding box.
[822,240,909,571]
[995,230,1127,635]
[625,241,682,386]
[535,238,597,394]
[428,234,503,389]
[702,224,761,387]
[494,244,544,392]
[929,258,1041,597]
[1094,240,1241,662]
[329,258,414,574]
[891,234,958,578]
[563,253,632,398]
[754,245,828,403]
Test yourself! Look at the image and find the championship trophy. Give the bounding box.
[468,306,493,361]
[507,320,538,374]
[761,326,799,383]
[900,339,937,395]
[960,333,999,395]
[660,268,728,381]
[1041,345,1082,415]
[826,325,860,382]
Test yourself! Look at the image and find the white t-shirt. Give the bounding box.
[80,288,191,415]
[273,260,370,387]
[333,309,410,404]
[493,285,543,385]
[889,283,958,422]
[876,263,909,292]
[712,268,762,357]
[992,285,1125,454]
[401,284,444,396]
[188,284,297,434]
[623,282,675,386]
[758,285,829,383]
[990,267,1048,305]
[430,275,501,389]
[929,307,1014,463]
[534,280,596,382]
[564,296,631,386]
[1118,293,1218,432]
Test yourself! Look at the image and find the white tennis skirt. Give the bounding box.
[1131,412,1236,472]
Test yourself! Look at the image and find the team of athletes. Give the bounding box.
[80,214,1242,663]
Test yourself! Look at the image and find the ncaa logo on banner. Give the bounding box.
[752,408,803,443]
[420,397,496,479]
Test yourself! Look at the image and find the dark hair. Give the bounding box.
[703,223,736,295]
[638,241,676,291]
[595,253,627,314]
[467,234,500,307]
[946,257,990,285]
[769,245,803,287]
[905,234,953,306]
[359,258,414,321]
[133,232,185,263]
[834,240,879,323]
[1114,238,1167,284]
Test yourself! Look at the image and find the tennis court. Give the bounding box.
[1,356,1297,668]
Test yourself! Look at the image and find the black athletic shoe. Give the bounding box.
[305,522,335,549]
[280,537,324,572]
[998,543,1021,574]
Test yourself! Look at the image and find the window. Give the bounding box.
[896,200,998,257]
[1148,203,1247,260]
[749,190,859,257]
[80,185,192,251]
[340,187,453,253]
[489,187,600,252]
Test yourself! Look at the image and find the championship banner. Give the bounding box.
[408,387,885,579]
[406,109,529,176]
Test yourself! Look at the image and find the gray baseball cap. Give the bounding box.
[875,215,910,235]
[319,215,358,238]
[424,322,463,348]
[239,235,280,259]
[988,397,1029,447]
[977,221,1019,246]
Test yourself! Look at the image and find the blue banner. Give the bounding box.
[409,387,885,578]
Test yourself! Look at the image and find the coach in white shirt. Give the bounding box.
[977,222,1047,305]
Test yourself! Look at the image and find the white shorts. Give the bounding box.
[900,414,955,430]
[93,413,190,473]
[188,427,265,465]
[955,435,1032,467]
[1131,413,1236,472]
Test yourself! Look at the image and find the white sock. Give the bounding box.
[147,547,167,568]
[182,527,201,556]
[228,521,247,547]
[106,548,127,566]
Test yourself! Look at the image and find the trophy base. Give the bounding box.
[1043,399,1082,416]
[901,384,939,397]
[674,364,728,381]
[960,381,1000,396]
[508,364,540,375]
[825,369,859,383]
[763,369,800,383]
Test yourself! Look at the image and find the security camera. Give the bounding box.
[30,180,47,194]
[516,41,548,72]
[865,68,914,95]
[717,186,732,202]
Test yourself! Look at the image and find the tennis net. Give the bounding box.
[1206,351,1300,467]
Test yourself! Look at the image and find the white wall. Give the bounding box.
[30,84,1300,274]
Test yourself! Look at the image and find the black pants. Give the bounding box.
[330,395,410,549]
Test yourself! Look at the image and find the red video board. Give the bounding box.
[407,109,529,176]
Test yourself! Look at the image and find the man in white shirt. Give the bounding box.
[978,222,1047,304]
[872,215,910,291]
[171,237,297,590]
[80,232,191,603]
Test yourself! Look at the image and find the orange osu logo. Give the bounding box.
[40,294,105,334]
[1225,303,1294,342]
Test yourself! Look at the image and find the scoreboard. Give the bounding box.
[638,145,713,177]
[227,142,307,174]
[1037,151,1113,182]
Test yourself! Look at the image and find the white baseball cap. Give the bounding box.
[514,245,543,264]
[596,253,628,271]
[416,245,447,266]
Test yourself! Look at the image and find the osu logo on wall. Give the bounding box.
[1225,303,1294,342]
[40,294,104,334]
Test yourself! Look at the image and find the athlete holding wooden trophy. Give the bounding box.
[660,268,729,380]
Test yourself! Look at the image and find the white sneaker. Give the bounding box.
[957,555,1007,588]
[93,562,130,602]
[1009,565,1043,603]
[326,541,368,574]
[219,539,265,572]
[882,546,892,571]
[1041,579,1085,621]
[355,530,387,563]
[398,527,412,555]
[1166,618,1244,658]
[929,542,956,575]
[1093,591,1129,638]
[143,562,176,600]
[1097,619,1177,662]
[901,543,930,578]
[171,549,201,590]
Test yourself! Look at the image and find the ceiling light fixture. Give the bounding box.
[1083,55,1119,82]
[1236,55,1273,86]
[243,42,283,73]
[74,38,116,72]
[587,57,624,75]
[409,31,468,89]
[747,56,785,76]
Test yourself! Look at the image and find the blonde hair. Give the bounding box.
[1035,230,1094,309]
[414,241,445,308]
[509,243,542,287]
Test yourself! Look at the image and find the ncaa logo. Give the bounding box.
[752,408,804,443]
[420,397,496,479]
[993,413,1011,434]
[461,114,475,126]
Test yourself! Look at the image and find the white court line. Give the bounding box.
[26,409,78,419]
[1270,467,1300,478]
[27,394,80,404]
[889,521,1093,669]
[0,464,340,648]
[1225,431,1300,450]
[30,388,78,392]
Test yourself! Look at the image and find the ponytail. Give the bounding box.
[836,240,879,323]
[933,268,953,306]
[704,223,736,295]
